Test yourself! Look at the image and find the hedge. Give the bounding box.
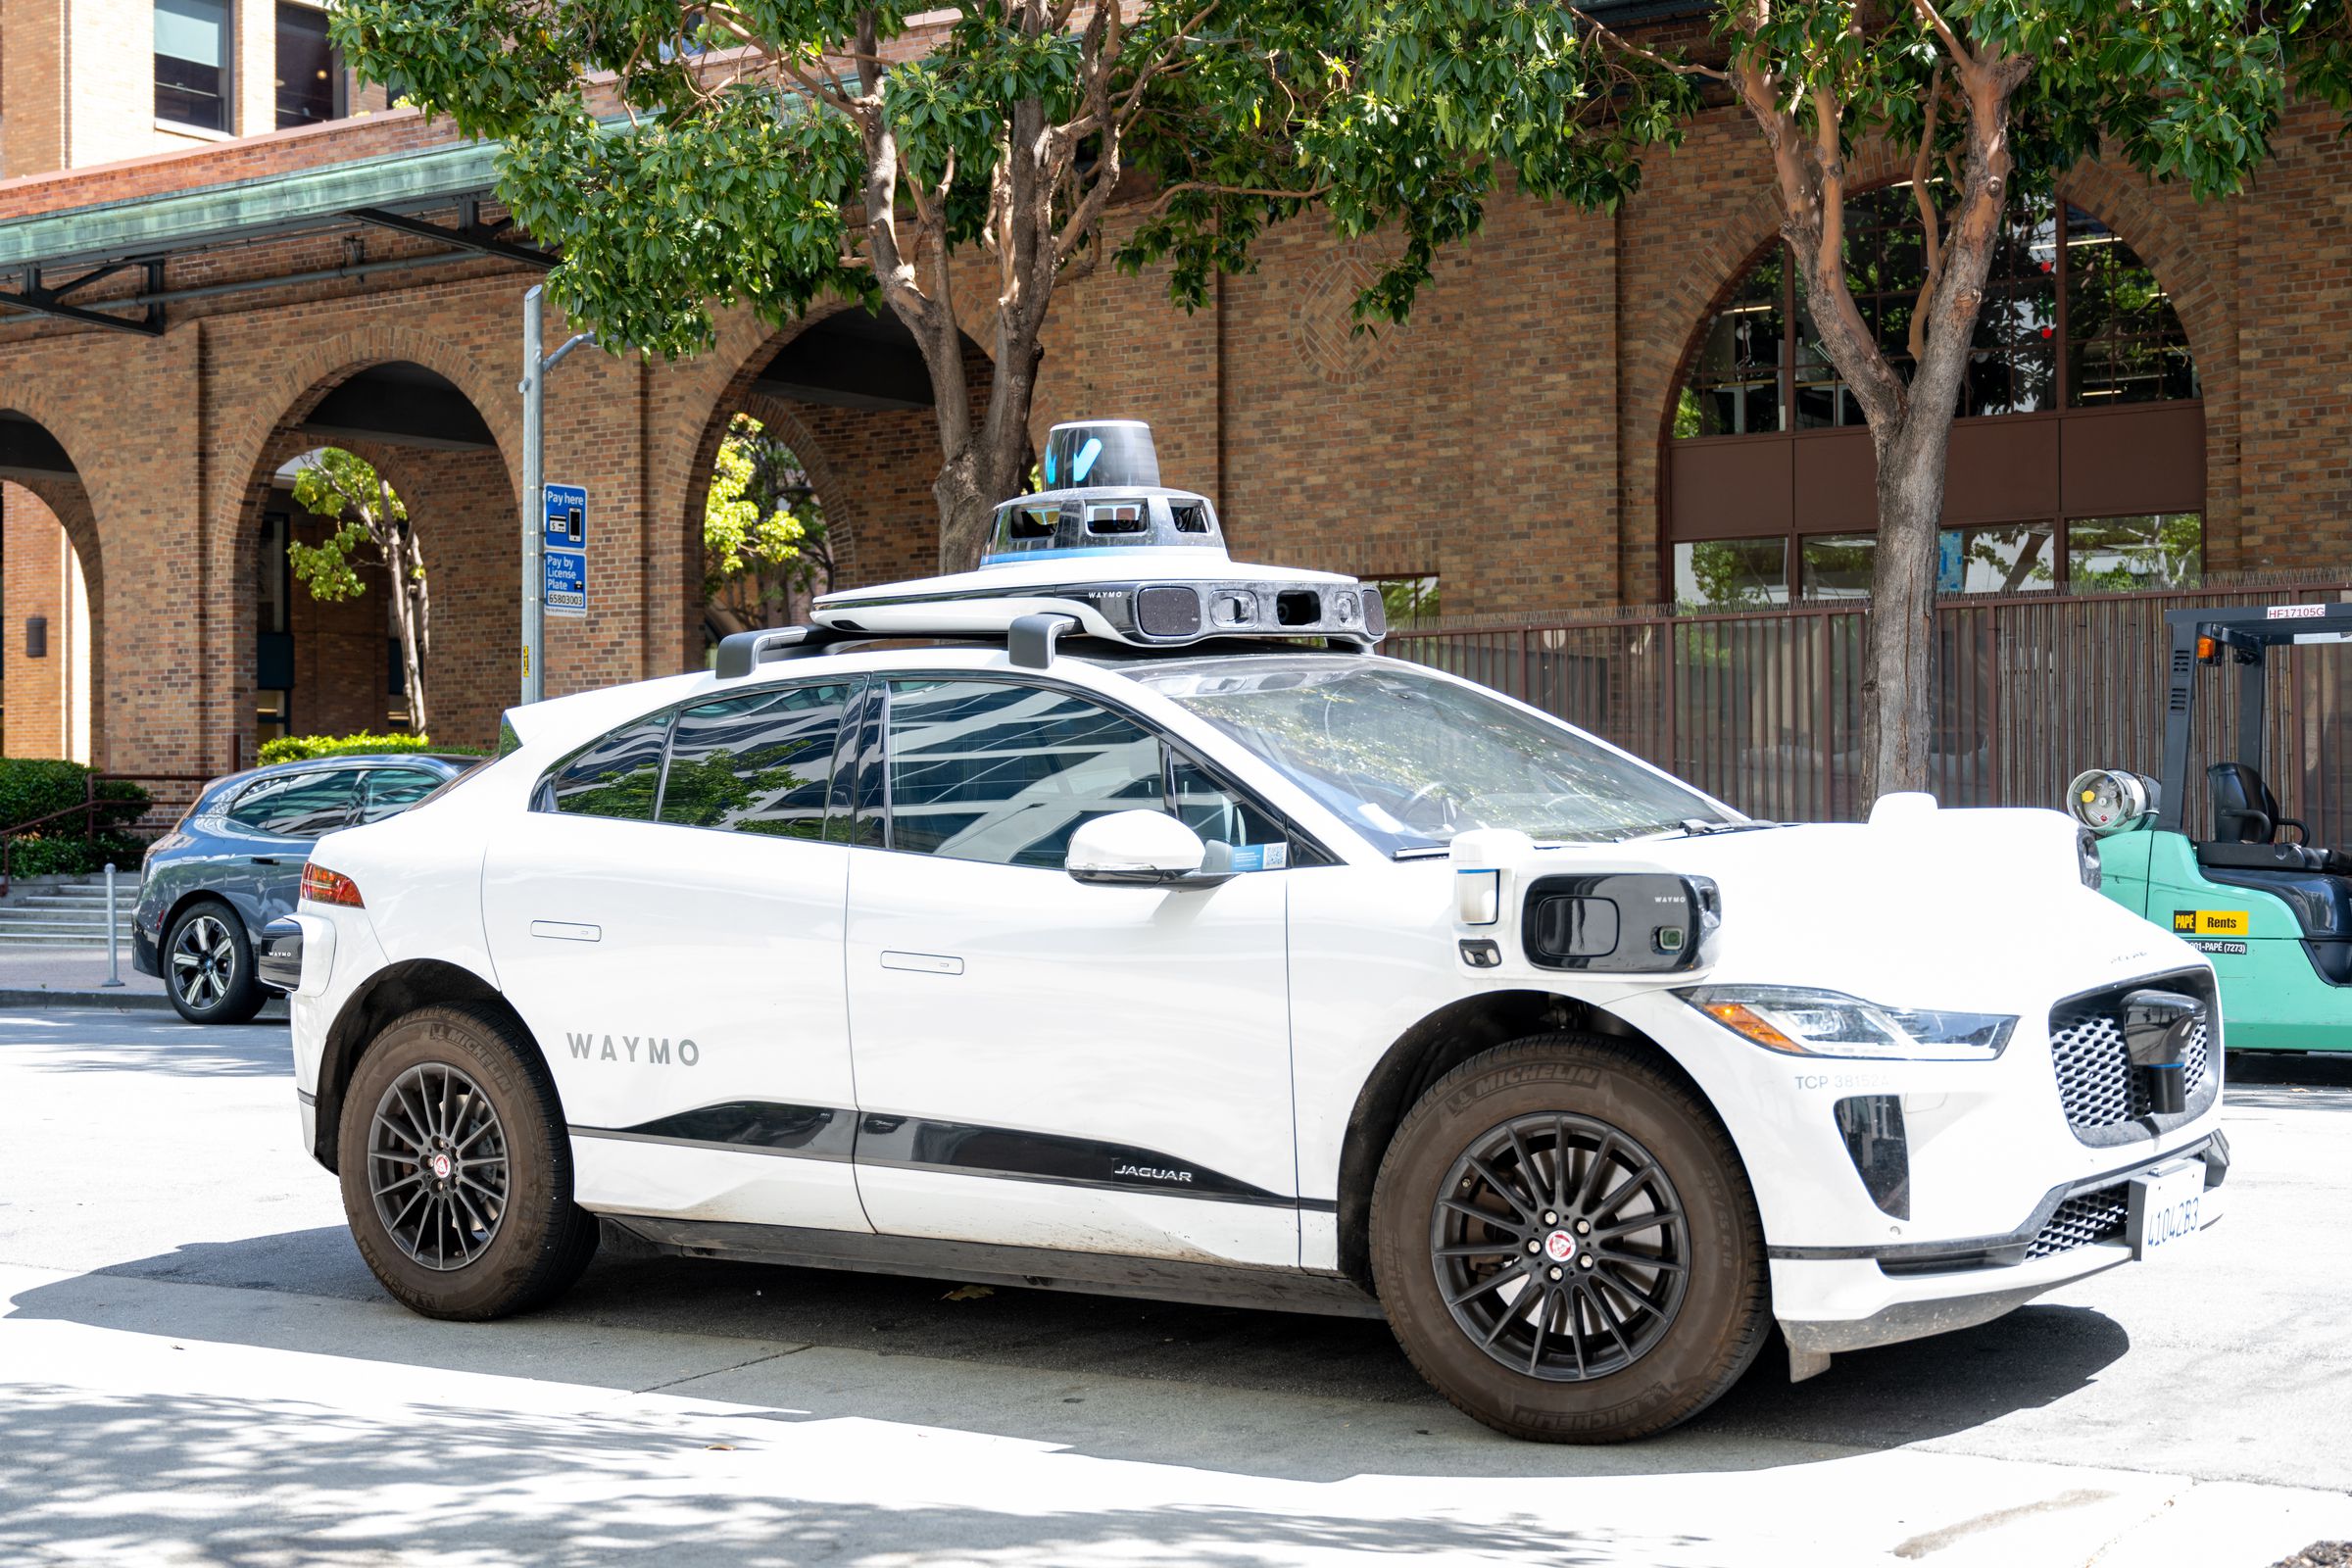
[3,830,148,878]
[258,732,480,765]
[0,760,148,836]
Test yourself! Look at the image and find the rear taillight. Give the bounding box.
[300,862,364,907]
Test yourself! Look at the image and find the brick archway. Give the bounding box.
[220,329,522,753]
[657,302,994,666]
[0,404,111,765]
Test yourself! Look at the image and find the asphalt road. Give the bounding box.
[1,1007,2347,1566]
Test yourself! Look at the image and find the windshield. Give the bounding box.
[1132,657,1738,855]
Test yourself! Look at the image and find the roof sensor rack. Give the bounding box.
[808,418,1384,657]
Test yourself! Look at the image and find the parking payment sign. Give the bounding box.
[544,483,587,617]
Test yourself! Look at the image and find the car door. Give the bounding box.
[481,679,868,1233]
[843,675,1304,1268]
[220,767,363,923]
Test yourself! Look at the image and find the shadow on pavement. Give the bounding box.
[8,1224,2132,1482]
[2228,1049,2352,1110]
[0,1380,1710,1567]
[0,1012,290,1076]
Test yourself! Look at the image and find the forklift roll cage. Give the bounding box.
[2155,604,2352,835]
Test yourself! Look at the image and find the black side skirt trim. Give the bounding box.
[569,1102,1326,1210]
[610,1215,1383,1319]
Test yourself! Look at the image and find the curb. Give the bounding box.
[0,987,287,1019]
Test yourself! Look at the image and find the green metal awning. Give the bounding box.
[0,139,508,270]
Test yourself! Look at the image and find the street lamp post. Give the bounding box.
[517,284,597,706]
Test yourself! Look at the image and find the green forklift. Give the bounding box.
[2070,603,2352,1052]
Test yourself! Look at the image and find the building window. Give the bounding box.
[275,2,343,128]
[257,513,293,746]
[2067,514,2203,592]
[1672,540,1788,611]
[1674,516,2198,611]
[155,0,231,131]
[1677,188,2191,437]
[1669,185,2201,606]
[1370,574,1443,626]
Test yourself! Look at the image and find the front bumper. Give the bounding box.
[1776,1132,2229,1354]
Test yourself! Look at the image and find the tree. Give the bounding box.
[331,0,1640,569]
[287,448,433,734]
[1534,0,2328,800]
[705,414,834,635]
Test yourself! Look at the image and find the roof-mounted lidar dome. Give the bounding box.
[983,418,1225,566]
[1042,418,1159,490]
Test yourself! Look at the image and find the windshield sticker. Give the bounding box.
[2173,909,2251,937]
[1225,843,1290,873]
[2188,939,2249,956]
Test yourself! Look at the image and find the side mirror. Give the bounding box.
[1065,810,1229,888]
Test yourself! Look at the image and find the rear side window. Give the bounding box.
[883,680,1165,868]
[355,766,450,825]
[226,770,360,838]
[660,683,852,839]
[547,713,670,821]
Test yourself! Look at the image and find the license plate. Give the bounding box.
[2128,1161,2205,1259]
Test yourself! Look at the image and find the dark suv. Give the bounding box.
[133,754,477,1023]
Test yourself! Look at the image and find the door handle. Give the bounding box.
[530,920,602,943]
[880,950,963,975]
[250,857,281,866]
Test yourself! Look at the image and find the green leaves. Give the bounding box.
[1120,0,1697,327]
[288,449,410,604]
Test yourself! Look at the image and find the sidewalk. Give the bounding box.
[0,945,282,1015]
[0,946,161,996]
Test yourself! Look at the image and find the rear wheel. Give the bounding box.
[165,902,264,1025]
[337,1003,598,1319]
[1370,1032,1768,1442]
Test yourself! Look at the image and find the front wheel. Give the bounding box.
[337,1003,598,1319]
[1370,1032,1768,1442]
[165,902,264,1025]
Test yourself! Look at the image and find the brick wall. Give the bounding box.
[0,95,2347,771]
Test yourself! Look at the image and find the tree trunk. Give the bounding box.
[388,524,430,735]
[1859,411,1952,802]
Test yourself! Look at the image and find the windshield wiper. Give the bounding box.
[1391,846,1451,860]
[1669,818,1783,836]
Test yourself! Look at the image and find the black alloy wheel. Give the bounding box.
[1431,1112,1689,1381]
[1371,1032,1768,1443]
[338,1003,599,1319]
[165,903,264,1025]
[368,1061,512,1271]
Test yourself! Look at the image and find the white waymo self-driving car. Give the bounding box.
[271,421,2226,1442]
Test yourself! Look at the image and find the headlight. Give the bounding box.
[1679,986,2015,1060]
[2077,830,2102,891]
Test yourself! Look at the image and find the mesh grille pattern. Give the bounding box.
[2027,1187,2131,1259]
[2048,997,2212,1133]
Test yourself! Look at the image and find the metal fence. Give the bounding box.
[1389,580,2352,841]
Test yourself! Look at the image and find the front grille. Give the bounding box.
[2047,975,2215,1139]
[2026,1186,2130,1259]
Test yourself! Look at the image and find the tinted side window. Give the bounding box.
[355,766,449,825]
[884,680,1164,868]
[1170,755,1287,855]
[226,770,360,838]
[547,713,671,821]
[661,683,852,839]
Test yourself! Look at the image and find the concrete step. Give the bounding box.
[0,924,137,940]
[0,935,138,947]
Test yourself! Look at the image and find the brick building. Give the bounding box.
[0,6,2342,778]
